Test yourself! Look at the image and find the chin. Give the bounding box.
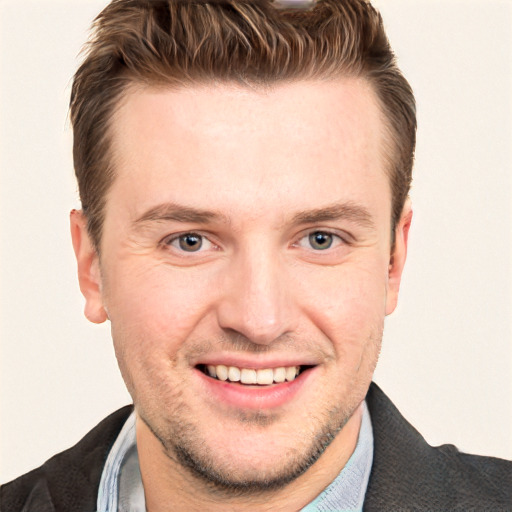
[138,390,354,497]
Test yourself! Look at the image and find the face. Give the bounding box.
[72,79,410,493]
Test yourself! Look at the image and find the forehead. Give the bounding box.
[107,79,390,225]
[113,78,384,154]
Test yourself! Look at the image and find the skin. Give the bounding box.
[71,78,411,511]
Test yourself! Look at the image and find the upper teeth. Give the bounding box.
[207,365,300,385]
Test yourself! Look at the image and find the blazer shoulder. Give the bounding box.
[365,383,512,511]
[0,405,133,512]
[438,443,512,502]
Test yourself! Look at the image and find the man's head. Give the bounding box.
[70,0,415,504]
[70,0,415,252]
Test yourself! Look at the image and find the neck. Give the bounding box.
[136,403,363,512]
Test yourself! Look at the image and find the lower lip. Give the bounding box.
[194,367,315,410]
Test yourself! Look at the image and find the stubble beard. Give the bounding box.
[140,399,354,499]
[131,328,383,499]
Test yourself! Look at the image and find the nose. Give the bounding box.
[216,245,297,345]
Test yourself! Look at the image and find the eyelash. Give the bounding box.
[296,230,347,251]
[161,229,348,254]
[161,232,216,253]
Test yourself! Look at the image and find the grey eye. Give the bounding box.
[308,232,333,250]
[178,234,203,252]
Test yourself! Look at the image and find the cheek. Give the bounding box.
[298,261,388,352]
[104,262,217,355]
[106,266,217,402]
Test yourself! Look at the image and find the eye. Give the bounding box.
[165,233,213,252]
[308,232,333,250]
[297,231,344,251]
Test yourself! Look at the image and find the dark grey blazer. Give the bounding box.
[2,383,511,511]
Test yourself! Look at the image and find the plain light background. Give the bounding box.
[1,0,511,483]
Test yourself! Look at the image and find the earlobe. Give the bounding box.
[385,199,413,316]
[70,209,108,324]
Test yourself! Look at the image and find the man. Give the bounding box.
[1,0,511,510]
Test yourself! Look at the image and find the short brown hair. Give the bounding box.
[70,0,416,250]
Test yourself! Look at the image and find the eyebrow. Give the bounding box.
[132,200,375,230]
[291,202,375,229]
[133,203,227,227]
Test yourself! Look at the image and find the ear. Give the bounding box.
[70,210,108,324]
[385,199,412,316]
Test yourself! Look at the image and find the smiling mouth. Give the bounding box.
[196,364,313,385]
